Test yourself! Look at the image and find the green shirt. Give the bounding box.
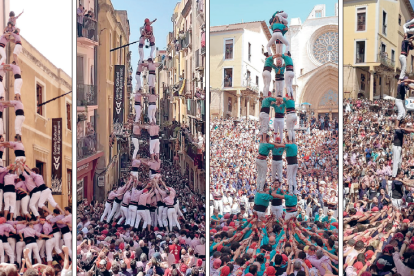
[284,194,297,206]
[285,144,297,157]
[275,65,286,75]
[272,147,285,156]
[254,193,274,207]
[283,97,295,109]
[262,97,277,108]
[258,143,275,156]
[272,103,285,114]
[281,54,293,66]
[264,56,277,70]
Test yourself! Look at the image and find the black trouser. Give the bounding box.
[77,23,83,37]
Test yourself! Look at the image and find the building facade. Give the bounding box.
[93,0,131,202]
[344,0,414,99]
[154,0,206,195]
[288,4,339,119]
[210,21,276,119]
[5,36,72,208]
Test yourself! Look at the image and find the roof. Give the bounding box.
[402,0,414,18]
[211,21,276,53]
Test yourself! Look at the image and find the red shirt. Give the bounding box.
[169,244,181,263]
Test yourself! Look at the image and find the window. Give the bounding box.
[383,11,387,35]
[248,43,251,62]
[66,103,72,130]
[315,10,322,18]
[391,49,395,62]
[224,68,233,87]
[356,41,365,63]
[381,43,386,53]
[77,179,84,203]
[357,7,366,31]
[399,14,402,26]
[225,39,233,59]
[247,70,251,85]
[300,69,304,75]
[36,84,44,116]
[256,76,259,86]
[36,160,45,179]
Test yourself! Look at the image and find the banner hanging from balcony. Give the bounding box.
[51,118,62,195]
[113,65,125,136]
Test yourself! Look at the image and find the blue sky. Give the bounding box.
[211,0,338,26]
[112,0,179,76]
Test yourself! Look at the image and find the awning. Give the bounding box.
[179,79,186,95]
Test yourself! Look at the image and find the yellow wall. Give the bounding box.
[210,31,243,89]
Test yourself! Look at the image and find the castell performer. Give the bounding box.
[267,14,289,56]
[139,18,157,62]
[262,54,278,98]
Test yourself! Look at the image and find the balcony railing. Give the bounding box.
[77,134,98,161]
[195,50,204,70]
[182,30,192,49]
[377,53,395,69]
[201,46,206,56]
[77,84,97,106]
[79,17,98,42]
[242,79,259,93]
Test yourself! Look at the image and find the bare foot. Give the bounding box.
[62,246,69,255]
[23,248,30,257]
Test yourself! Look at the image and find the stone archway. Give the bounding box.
[299,63,339,116]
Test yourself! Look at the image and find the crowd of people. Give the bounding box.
[76,18,206,276]
[343,97,414,275]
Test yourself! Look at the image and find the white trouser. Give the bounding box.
[148,74,155,87]
[134,105,142,122]
[399,55,407,80]
[139,47,144,63]
[287,164,299,194]
[262,70,272,97]
[267,32,289,55]
[167,207,179,231]
[107,201,120,222]
[175,201,183,218]
[26,242,41,264]
[63,232,72,258]
[0,47,5,65]
[100,202,112,222]
[134,209,143,229]
[0,242,14,264]
[162,207,168,227]
[285,211,297,221]
[256,158,268,192]
[150,138,160,155]
[16,241,25,266]
[145,209,151,226]
[15,156,26,164]
[275,42,283,55]
[150,45,156,59]
[131,171,139,181]
[128,205,137,226]
[275,12,288,24]
[150,209,157,227]
[14,199,21,218]
[392,145,402,177]
[276,80,284,97]
[132,138,139,159]
[20,195,29,215]
[7,237,15,261]
[392,198,403,209]
[135,73,142,90]
[38,188,58,209]
[395,99,406,120]
[0,118,3,135]
[148,105,156,124]
[14,78,23,95]
[158,206,165,227]
[29,191,41,217]
[273,118,284,141]
[36,239,46,259]
[118,206,129,225]
[0,190,2,211]
[15,115,25,135]
[271,160,283,182]
[13,44,22,56]
[271,205,284,220]
[4,191,16,213]
[285,71,295,97]
[255,210,266,220]
[214,200,224,215]
[52,232,62,255]
[137,209,149,229]
[0,82,4,98]
[114,204,123,220]
[259,112,270,135]
[286,113,297,142]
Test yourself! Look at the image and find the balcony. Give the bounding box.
[196,0,205,24]
[377,53,395,70]
[127,85,133,94]
[173,79,185,97]
[77,134,98,161]
[201,46,206,56]
[77,17,98,46]
[181,30,192,51]
[242,79,260,94]
[195,50,204,71]
[77,84,97,106]
[182,0,192,18]
[187,99,205,121]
